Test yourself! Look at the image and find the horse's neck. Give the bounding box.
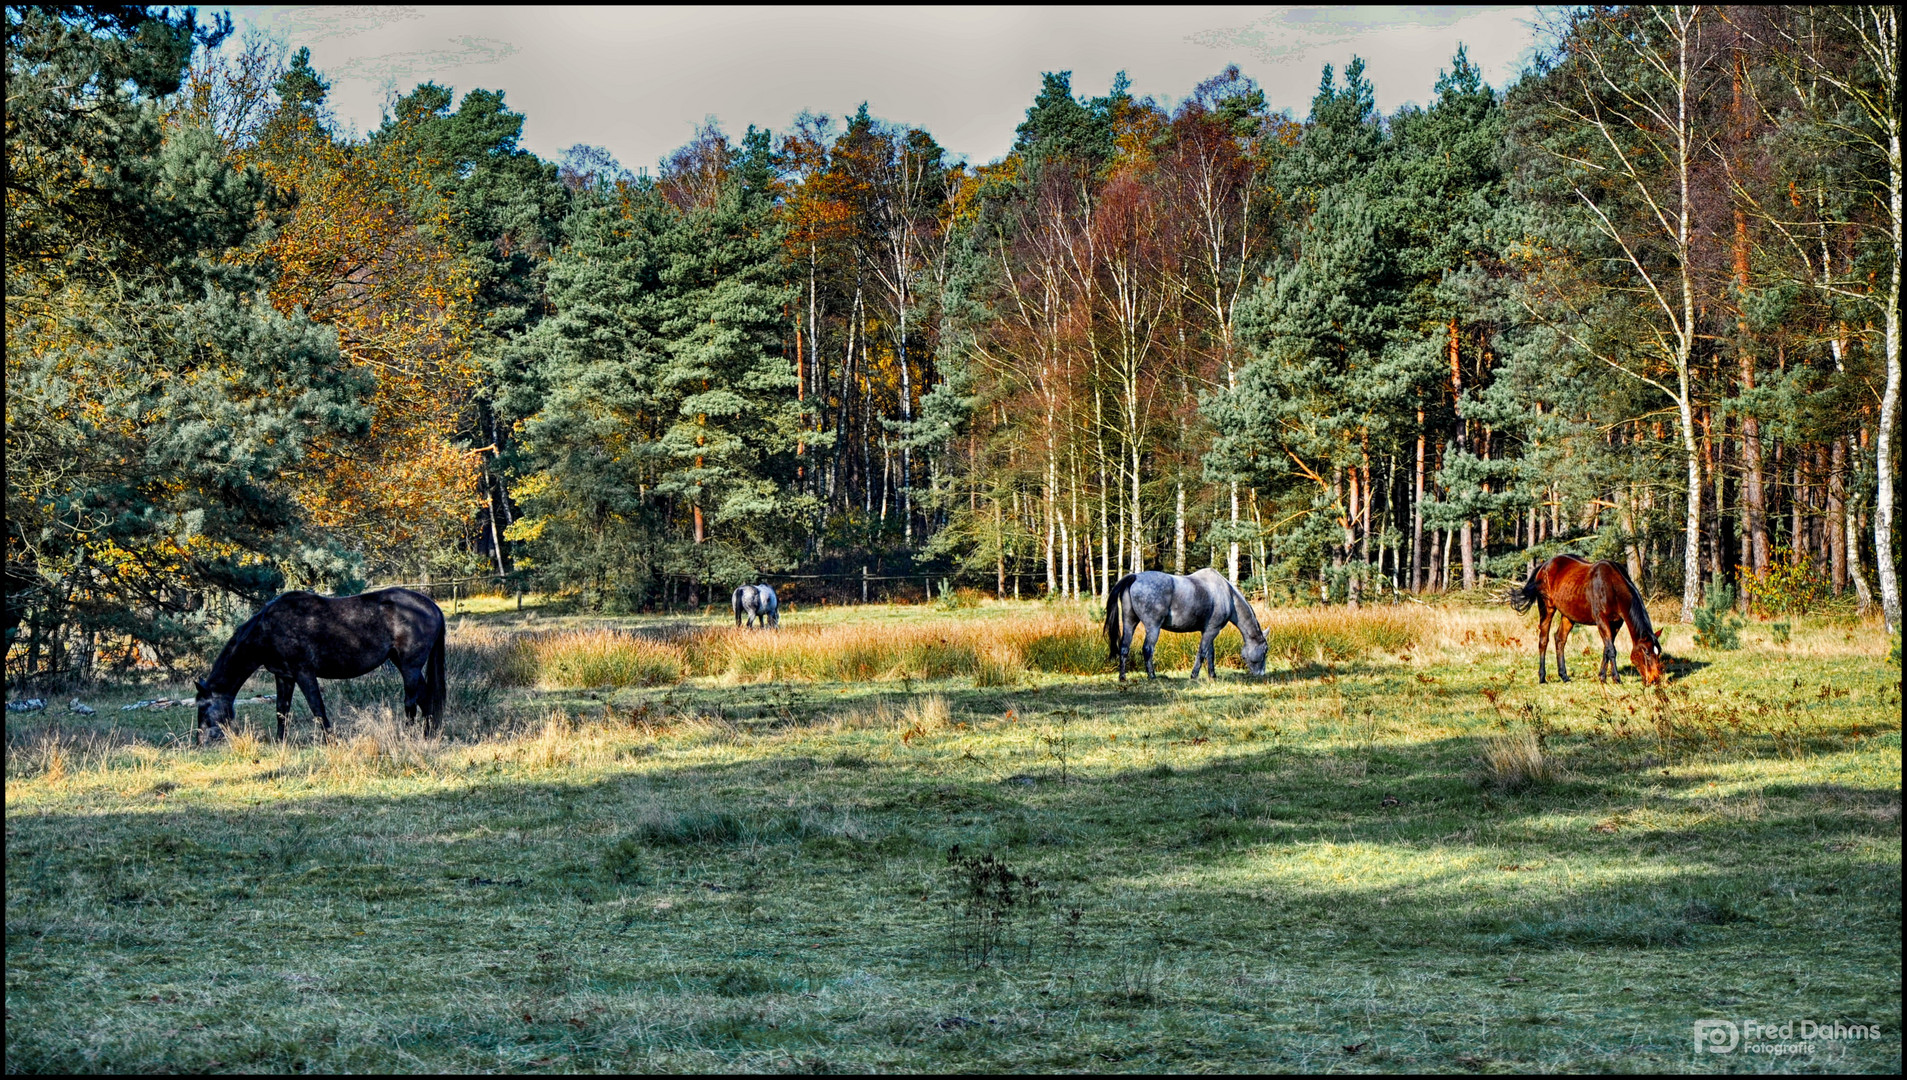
[1227,585,1265,643]
[207,637,263,695]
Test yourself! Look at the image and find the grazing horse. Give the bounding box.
[1104,568,1269,680]
[196,588,447,742]
[732,583,779,629]
[1509,554,1664,685]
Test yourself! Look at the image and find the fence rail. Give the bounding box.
[364,568,951,605]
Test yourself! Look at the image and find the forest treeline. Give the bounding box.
[5,5,1900,681]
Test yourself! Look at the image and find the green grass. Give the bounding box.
[6,600,1900,1072]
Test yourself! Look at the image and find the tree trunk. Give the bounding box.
[1829,438,1848,592]
[1412,408,1425,591]
[1879,179,1903,632]
[1228,481,1240,585]
[1175,480,1186,574]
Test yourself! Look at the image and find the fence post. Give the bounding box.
[862,566,869,604]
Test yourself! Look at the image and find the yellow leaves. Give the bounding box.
[233,107,486,565]
[502,516,547,544]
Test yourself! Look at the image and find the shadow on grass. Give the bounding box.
[7,719,1899,1072]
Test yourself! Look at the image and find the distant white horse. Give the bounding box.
[1104,569,1267,680]
[732,583,780,629]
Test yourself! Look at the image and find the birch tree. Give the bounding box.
[1525,6,1721,621]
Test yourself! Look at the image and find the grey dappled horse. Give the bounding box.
[1104,569,1268,680]
[732,583,780,629]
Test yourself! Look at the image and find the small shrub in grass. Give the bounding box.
[1692,584,1745,650]
[941,846,1050,969]
[1739,547,1831,616]
[1770,620,1792,645]
[602,836,644,883]
[935,580,982,611]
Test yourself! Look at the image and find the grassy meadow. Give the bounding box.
[5,596,1901,1072]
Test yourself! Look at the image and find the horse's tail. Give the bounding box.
[1506,561,1542,614]
[1104,574,1138,659]
[426,616,447,725]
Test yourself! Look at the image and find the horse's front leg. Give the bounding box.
[1554,618,1574,682]
[275,675,295,742]
[1142,624,1161,679]
[295,673,330,738]
[1599,620,1620,683]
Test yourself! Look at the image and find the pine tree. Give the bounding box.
[5,6,365,670]
[1206,57,1399,604]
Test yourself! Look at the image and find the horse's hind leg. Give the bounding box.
[1553,618,1574,682]
[275,675,295,741]
[1142,623,1161,680]
[401,663,425,724]
[1536,604,1553,683]
[1117,612,1134,680]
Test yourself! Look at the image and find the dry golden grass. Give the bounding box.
[1478,730,1562,792]
[499,628,686,689]
[659,604,1436,683]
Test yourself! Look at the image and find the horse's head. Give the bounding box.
[1631,637,1665,686]
[195,678,234,743]
[1241,634,1268,676]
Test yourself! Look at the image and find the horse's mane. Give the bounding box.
[202,602,272,695]
[1614,563,1657,645]
[1226,581,1266,643]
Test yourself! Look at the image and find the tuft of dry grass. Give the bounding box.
[505,629,686,689]
[902,694,951,731]
[1259,605,1426,664]
[1478,731,1561,792]
[4,722,141,780]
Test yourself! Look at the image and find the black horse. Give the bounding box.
[196,588,447,742]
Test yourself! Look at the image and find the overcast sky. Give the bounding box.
[216,5,1545,171]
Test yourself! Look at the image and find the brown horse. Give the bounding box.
[1508,554,1664,685]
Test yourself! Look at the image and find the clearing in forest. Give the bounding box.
[5,599,1900,1072]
